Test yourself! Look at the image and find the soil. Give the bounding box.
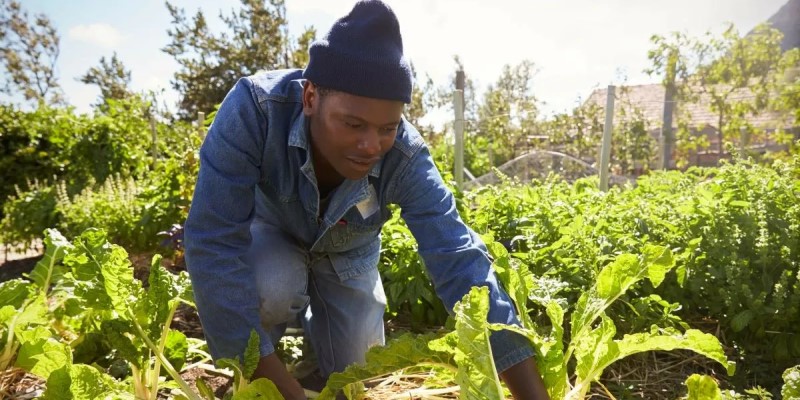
[0,255,42,283]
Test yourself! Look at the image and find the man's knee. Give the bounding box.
[258,280,310,328]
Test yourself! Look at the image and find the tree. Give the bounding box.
[543,101,603,163]
[773,49,800,126]
[0,0,63,105]
[648,23,795,161]
[162,0,315,120]
[78,52,133,110]
[476,60,540,167]
[404,62,436,132]
[692,23,787,156]
[288,26,316,69]
[611,87,655,174]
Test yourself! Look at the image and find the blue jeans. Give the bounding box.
[245,219,387,378]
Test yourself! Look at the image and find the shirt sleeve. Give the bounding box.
[184,77,275,361]
[393,143,535,373]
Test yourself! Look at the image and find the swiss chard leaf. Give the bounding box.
[451,286,504,400]
[15,326,72,378]
[25,229,73,296]
[65,228,138,316]
[616,327,735,376]
[319,332,454,400]
[164,329,189,373]
[781,365,800,400]
[0,278,33,309]
[571,245,674,344]
[41,364,130,400]
[685,374,722,400]
[487,238,535,330]
[230,378,283,399]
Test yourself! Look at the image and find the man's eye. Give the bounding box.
[381,127,397,134]
[345,121,361,129]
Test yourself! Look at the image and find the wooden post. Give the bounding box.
[454,90,465,190]
[599,85,615,192]
[197,112,206,139]
[453,70,466,190]
[660,48,677,170]
[150,116,158,167]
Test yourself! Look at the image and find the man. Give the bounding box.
[184,1,549,398]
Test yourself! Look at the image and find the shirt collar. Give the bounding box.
[288,112,382,178]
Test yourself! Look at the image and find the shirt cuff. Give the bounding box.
[489,328,536,374]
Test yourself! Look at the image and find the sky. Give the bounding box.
[11,0,791,120]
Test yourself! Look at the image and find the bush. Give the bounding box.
[0,179,59,250]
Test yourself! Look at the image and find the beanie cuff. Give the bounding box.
[303,46,412,104]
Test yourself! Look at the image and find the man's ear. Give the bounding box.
[302,81,317,117]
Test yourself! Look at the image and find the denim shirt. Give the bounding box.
[184,69,533,372]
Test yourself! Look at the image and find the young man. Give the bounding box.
[184,1,549,398]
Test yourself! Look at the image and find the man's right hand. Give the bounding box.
[252,353,307,400]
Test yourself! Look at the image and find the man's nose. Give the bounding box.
[357,130,381,156]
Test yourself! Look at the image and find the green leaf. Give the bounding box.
[428,331,458,356]
[574,314,618,383]
[41,366,72,400]
[643,245,674,288]
[488,304,570,399]
[217,357,246,393]
[319,333,454,400]
[25,229,72,295]
[66,229,137,316]
[230,378,283,399]
[0,305,16,326]
[730,309,754,333]
[164,330,188,373]
[572,246,674,341]
[0,279,32,309]
[782,365,800,400]
[15,327,72,378]
[243,329,261,379]
[492,249,534,330]
[196,378,217,400]
[101,319,142,369]
[13,295,49,331]
[41,364,128,400]
[452,286,504,400]
[616,328,735,376]
[685,374,722,400]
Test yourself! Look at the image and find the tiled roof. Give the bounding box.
[583,83,795,130]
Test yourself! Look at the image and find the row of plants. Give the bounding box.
[2,228,798,399]
[378,152,800,395]
[0,98,203,252]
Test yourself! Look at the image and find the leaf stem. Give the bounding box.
[131,313,202,400]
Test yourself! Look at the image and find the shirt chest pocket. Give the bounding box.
[328,207,389,250]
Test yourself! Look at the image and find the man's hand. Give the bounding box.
[499,357,551,400]
[252,353,307,400]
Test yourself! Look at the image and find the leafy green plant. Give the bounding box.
[686,374,724,399]
[53,228,197,399]
[0,179,59,250]
[784,365,800,400]
[462,155,800,391]
[187,331,284,400]
[0,230,71,374]
[378,207,448,327]
[487,240,735,399]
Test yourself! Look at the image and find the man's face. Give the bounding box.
[303,81,404,183]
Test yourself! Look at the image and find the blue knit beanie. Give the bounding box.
[303,0,412,104]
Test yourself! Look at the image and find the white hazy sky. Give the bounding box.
[13,0,790,118]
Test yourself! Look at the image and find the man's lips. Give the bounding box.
[347,156,380,166]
